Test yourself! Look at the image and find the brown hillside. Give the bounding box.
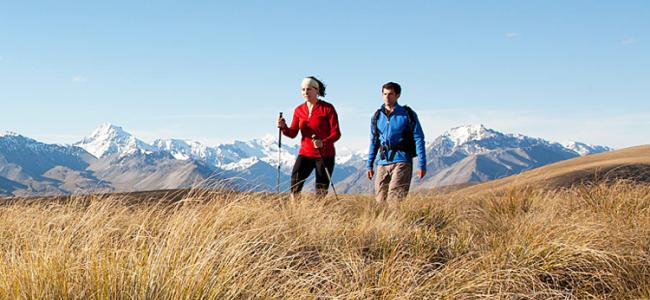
[456,145,650,195]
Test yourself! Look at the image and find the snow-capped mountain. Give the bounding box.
[0,132,93,163]
[0,123,614,196]
[76,124,301,192]
[152,138,226,165]
[0,133,102,196]
[436,125,609,158]
[416,125,602,187]
[562,141,613,156]
[75,123,154,158]
[443,124,499,147]
[431,124,567,157]
[154,135,299,172]
[335,124,613,193]
[76,123,300,173]
[217,136,299,172]
[1,131,18,137]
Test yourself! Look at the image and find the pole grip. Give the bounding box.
[278,112,284,130]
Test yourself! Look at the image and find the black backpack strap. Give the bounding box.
[371,108,382,137]
[401,105,418,157]
[371,108,384,160]
[402,105,416,131]
[372,108,382,138]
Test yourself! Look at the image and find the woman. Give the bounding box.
[277,76,341,200]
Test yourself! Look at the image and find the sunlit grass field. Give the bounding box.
[1,181,649,299]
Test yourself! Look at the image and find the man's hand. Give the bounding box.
[417,169,426,179]
[367,169,374,180]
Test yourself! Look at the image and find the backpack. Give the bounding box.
[372,105,417,158]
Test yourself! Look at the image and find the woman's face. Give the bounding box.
[301,84,319,102]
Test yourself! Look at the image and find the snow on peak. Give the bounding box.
[153,138,218,162]
[1,131,20,137]
[149,134,299,171]
[86,123,129,141]
[229,136,299,172]
[562,141,612,156]
[245,134,288,152]
[75,123,153,158]
[0,131,38,144]
[443,124,497,146]
[221,156,260,171]
[336,148,367,165]
[260,134,279,145]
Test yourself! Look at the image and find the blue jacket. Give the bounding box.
[366,104,427,170]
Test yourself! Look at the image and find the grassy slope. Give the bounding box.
[456,144,650,195]
[0,181,649,299]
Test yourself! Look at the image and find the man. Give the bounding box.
[367,82,427,204]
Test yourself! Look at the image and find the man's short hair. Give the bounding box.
[382,82,401,95]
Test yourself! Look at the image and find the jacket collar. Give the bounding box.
[304,99,320,107]
[381,103,402,115]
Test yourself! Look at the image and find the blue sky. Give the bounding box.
[1,1,648,150]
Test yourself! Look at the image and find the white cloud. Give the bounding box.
[621,37,637,45]
[72,76,88,83]
[505,32,519,38]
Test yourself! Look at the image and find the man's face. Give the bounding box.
[383,88,399,107]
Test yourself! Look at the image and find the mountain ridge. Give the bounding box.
[1,123,613,196]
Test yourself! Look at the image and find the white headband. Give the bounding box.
[301,78,320,92]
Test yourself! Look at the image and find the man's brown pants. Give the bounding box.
[374,162,413,204]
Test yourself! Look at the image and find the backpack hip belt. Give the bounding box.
[380,144,413,162]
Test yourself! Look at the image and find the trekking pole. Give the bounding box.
[277,112,283,193]
[312,135,339,201]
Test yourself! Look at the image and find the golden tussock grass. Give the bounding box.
[0,181,649,299]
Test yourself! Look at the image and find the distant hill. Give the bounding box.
[455,145,650,195]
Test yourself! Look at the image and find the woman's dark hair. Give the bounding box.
[307,76,326,97]
[382,82,401,95]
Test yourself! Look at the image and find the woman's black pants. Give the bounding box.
[291,155,335,197]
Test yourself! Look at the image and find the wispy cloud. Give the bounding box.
[621,37,637,45]
[72,76,88,83]
[505,32,520,38]
[167,113,264,120]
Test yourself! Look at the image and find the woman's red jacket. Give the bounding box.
[281,100,341,158]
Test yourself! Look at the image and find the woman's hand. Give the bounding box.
[277,116,287,129]
[311,134,323,149]
[312,138,323,149]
